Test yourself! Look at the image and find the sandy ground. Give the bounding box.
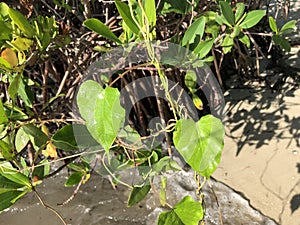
[214,46,300,224]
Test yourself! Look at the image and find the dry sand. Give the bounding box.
[214,46,300,225]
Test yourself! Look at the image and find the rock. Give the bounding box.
[145,169,278,225]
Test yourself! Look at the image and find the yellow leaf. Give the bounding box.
[43,141,57,159]
[192,94,204,110]
[41,124,49,136]
[0,48,18,67]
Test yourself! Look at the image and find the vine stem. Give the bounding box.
[34,189,67,225]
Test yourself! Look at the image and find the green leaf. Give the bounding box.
[219,1,235,26]
[182,16,206,46]
[272,35,291,52]
[184,70,197,90]
[11,37,33,51]
[268,16,278,33]
[115,0,140,35]
[52,124,99,151]
[0,2,10,19]
[83,18,122,44]
[65,172,83,187]
[235,2,245,22]
[0,163,31,187]
[32,159,50,179]
[158,196,203,225]
[77,80,125,156]
[8,8,35,38]
[18,77,34,107]
[0,21,12,40]
[15,127,30,153]
[0,190,28,211]
[158,211,184,225]
[221,35,234,54]
[0,100,8,125]
[8,74,21,101]
[280,20,297,34]
[173,115,224,178]
[0,57,12,69]
[127,184,151,207]
[143,0,156,27]
[22,124,49,148]
[0,174,24,194]
[240,10,266,29]
[173,196,203,224]
[0,140,14,160]
[239,34,250,48]
[194,39,214,58]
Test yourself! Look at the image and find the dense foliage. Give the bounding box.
[0,0,297,224]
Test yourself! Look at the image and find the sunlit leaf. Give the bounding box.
[84,18,122,44]
[143,0,156,27]
[182,16,206,46]
[280,20,297,34]
[8,8,35,38]
[235,2,245,22]
[173,115,224,178]
[158,196,203,225]
[115,0,140,35]
[268,16,278,33]
[240,10,266,29]
[77,80,125,156]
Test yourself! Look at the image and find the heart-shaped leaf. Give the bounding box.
[173,115,224,178]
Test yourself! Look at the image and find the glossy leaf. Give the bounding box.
[0,100,8,125]
[182,16,206,46]
[115,0,140,35]
[158,196,203,225]
[173,196,203,224]
[173,115,224,178]
[84,18,122,44]
[235,2,245,22]
[52,124,99,151]
[240,10,266,29]
[219,1,235,26]
[127,184,151,207]
[77,80,125,156]
[268,16,278,33]
[8,8,35,38]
